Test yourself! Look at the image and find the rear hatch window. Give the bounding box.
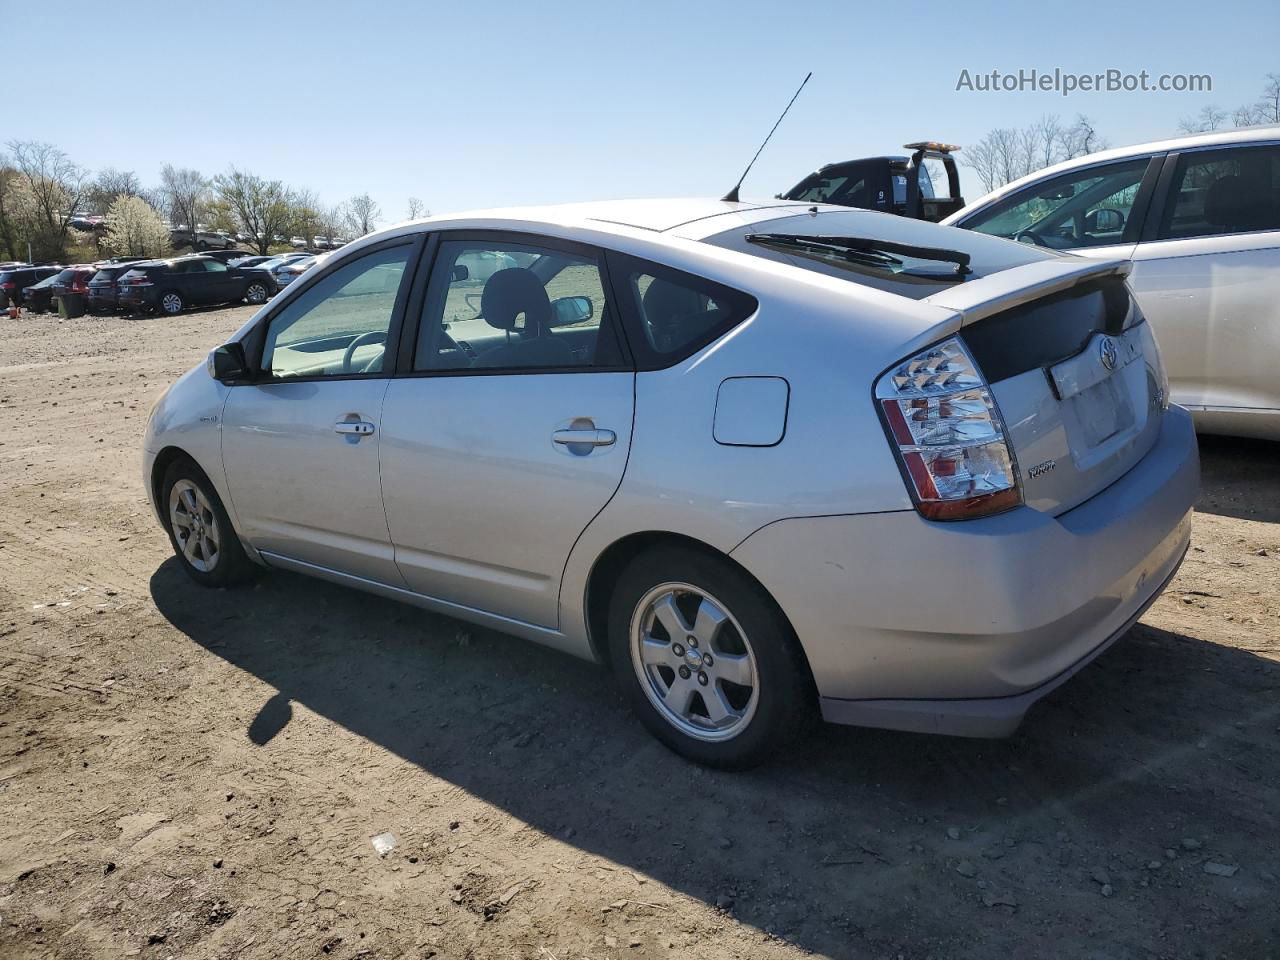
[703,209,1053,301]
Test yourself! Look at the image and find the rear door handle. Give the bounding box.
[552,428,616,447]
[334,420,376,436]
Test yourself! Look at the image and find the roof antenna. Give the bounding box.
[722,71,812,203]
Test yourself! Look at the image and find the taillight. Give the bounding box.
[0,281,14,290]
[875,336,1021,521]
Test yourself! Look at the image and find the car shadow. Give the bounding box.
[1197,434,1280,523]
[149,559,1279,956]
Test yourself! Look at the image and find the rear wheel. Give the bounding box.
[608,547,813,768]
[244,281,269,304]
[159,290,184,315]
[161,458,255,587]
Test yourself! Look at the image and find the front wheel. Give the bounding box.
[608,547,814,768]
[161,458,255,587]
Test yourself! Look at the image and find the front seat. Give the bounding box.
[472,268,575,368]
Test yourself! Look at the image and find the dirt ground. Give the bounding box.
[0,305,1277,960]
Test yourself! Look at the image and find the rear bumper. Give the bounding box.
[730,404,1199,737]
[817,545,1185,736]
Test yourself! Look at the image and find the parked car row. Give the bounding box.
[9,253,299,317]
[0,263,63,308]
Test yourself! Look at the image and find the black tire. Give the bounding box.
[244,280,269,305]
[195,240,208,251]
[607,546,815,769]
[161,457,256,587]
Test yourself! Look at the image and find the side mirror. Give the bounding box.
[550,295,593,327]
[1085,208,1125,233]
[450,264,470,282]
[207,341,249,383]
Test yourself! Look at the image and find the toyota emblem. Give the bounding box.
[1099,336,1118,371]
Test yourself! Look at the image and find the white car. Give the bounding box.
[946,126,1280,440]
[143,199,1198,767]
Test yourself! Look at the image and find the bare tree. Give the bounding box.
[212,168,294,256]
[346,193,381,236]
[5,140,87,260]
[320,204,346,244]
[283,188,320,247]
[86,168,141,215]
[963,114,1108,193]
[1178,104,1228,135]
[1232,104,1262,128]
[1255,72,1280,123]
[1061,115,1103,159]
[160,165,208,230]
[406,196,427,220]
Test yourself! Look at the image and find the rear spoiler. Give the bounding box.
[921,257,1132,325]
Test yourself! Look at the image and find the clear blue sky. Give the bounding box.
[8,0,1278,222]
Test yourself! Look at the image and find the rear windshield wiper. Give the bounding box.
[745,233,973,280]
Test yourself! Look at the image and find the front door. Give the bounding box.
[221,240,418,584]
[379,234,634,628]
[198,259,241,304]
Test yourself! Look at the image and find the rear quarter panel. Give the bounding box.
[555,247,963,655]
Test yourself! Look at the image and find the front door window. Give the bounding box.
[962,158,1151,249]
[261,245,412,378]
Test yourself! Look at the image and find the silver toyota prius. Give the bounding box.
[143,199,1199,768]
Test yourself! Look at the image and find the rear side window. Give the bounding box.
[1156,145,1280,240]
[608,253,757,369]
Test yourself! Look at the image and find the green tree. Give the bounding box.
[212,168,294,256]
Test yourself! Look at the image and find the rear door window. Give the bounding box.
[1155,145,1280,239]
[607,253,758,369]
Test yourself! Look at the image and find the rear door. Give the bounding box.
[1127,142,1280,415]
[379,232,634,629]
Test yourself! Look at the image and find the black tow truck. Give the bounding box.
[779,141,966,222]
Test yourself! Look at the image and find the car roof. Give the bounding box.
[949,124,1280,219]
[402,198,846,238]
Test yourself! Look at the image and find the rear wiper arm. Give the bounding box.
[746,233,973,278]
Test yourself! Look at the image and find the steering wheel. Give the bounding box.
[342,330,386,373]
[1014,228,1048,247]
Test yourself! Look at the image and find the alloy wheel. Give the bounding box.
[161,293,183,315]
[169,479,221,573]
[246,283,267,304]
[629,582,759,742]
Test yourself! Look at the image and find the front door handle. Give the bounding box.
[334,420,375,437]
[552,428,616,447]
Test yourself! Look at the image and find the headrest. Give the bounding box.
[641,278,702,327]
[480,268,551,335]
[1203,175,1251,229]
